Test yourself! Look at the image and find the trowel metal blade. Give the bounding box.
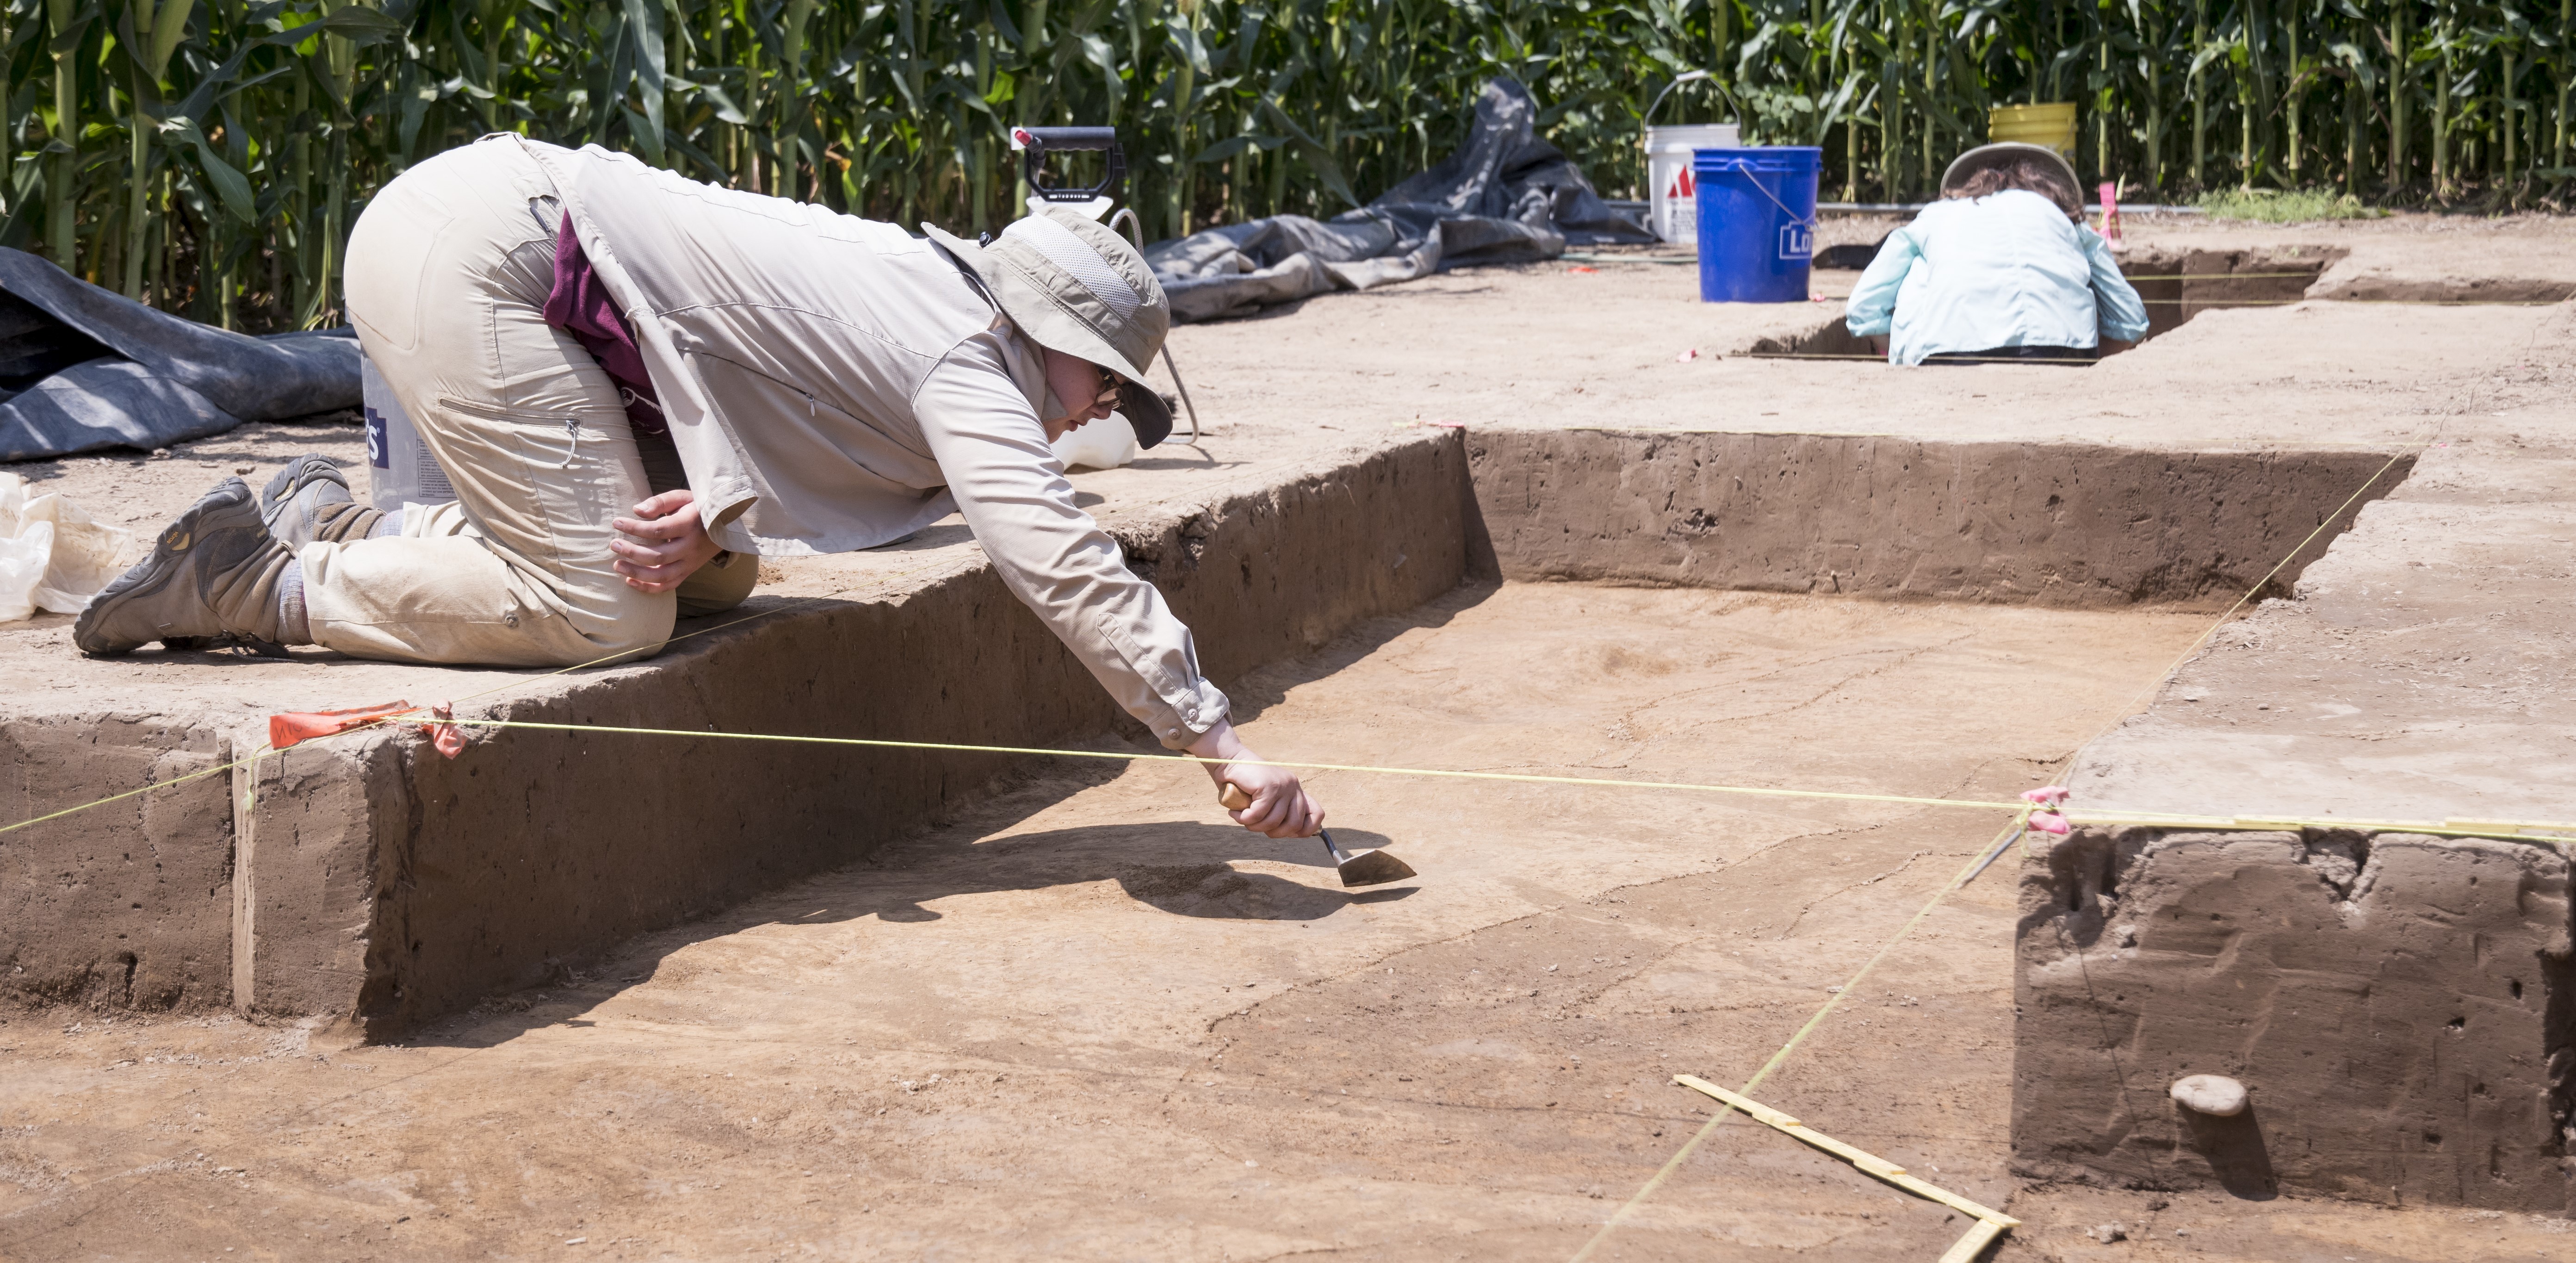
[1337,849,1418,888]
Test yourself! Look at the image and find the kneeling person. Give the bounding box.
[1845,143,2149,366]
[77,134,1321,837]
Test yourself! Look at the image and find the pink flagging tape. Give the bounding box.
[2021,785,2070,835]
[425,702,466,759]
[268,700,415,750]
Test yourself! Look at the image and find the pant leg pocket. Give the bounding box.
[429,397,643,591]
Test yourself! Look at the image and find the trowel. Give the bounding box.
[1219,784,1418,887]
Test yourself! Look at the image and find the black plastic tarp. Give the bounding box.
[0,249,360,463]
[1146,78,1655,322]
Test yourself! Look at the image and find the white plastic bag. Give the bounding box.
[0,472,133,622]
[1050,412,1139,471]
[0,522,45,623]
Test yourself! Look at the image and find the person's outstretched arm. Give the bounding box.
[912,330,1323,839]
[1844,226,1921,360]
[2082,226,2150,349]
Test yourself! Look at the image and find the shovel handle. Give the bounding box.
[1218,783,1253,812]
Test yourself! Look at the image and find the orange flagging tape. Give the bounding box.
[267,700,416,750]
[269,700,467,758]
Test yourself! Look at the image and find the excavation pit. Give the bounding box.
[4,426,2403,1028]
[6,214,2574,1254]
[1755,245,2342,361]
[0,581,2252,1255]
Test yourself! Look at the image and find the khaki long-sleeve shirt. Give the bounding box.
[520,140,1226,747]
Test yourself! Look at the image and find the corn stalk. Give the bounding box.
[1,0,2564,334]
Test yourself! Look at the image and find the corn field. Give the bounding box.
[2,0,2568,333]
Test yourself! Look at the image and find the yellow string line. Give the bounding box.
[0,438,2484,850]
[420,719,2024,807]
[0,746,272,837]
[1566,432,2474,1258]
[2073,442,2420,754]
[403,719,2575,845]
[1670,1075,2019,1226]
[0,555,956,839]
[1567,811,2029,1261]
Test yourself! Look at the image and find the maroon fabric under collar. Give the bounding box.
[541,212,666,434]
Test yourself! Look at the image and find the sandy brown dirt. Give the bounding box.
[11,210,2566,661]
[7,215,2576,1259]
[8,584,2568,1260]
[24,212,2569,559]
[1813,208,2576,294]
[1161,247,2572,455]
[0,581,2199,1260]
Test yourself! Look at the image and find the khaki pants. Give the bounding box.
[320,136,751,667]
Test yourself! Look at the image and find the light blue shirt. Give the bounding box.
[1844,190,2150,365]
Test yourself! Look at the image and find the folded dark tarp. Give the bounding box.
[1147,77,1655,322]
[0,248,361,462]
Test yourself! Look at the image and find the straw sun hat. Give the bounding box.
[1939,142,2083,201]
[924,208,1176,448]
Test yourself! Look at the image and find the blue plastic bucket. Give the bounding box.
[1693,147,1821,303]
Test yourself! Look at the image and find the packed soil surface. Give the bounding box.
[6,211,2574,1260]
[21,211,2574,548]
[7,583,2569,1260]
[9,210,2567,668]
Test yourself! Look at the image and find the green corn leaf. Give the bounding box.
[161,115,255,219]
[312,6,404,44]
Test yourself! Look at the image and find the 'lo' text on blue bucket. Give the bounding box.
[1693,146,1821,304]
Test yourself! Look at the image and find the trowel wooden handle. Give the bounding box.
[1219,784,1253,811]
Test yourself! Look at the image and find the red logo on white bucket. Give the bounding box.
[1667,168,1695,199]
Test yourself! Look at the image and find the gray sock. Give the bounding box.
[367,506,406,539]
[276,559,311,644]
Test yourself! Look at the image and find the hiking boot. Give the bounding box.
[74,478,296,657]
[260,454,381,547]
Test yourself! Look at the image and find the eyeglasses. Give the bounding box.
[1091,364,1127,409]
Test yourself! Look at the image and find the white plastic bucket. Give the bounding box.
[1645,123,1740,247]
[362,352,455,512]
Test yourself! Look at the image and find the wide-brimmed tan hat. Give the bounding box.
[1940,142,2083,201]
[924,208,1175,448]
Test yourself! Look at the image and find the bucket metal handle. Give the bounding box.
[1641,70,1745,143]
[1701,155,1820,230]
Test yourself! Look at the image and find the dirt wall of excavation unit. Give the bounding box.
[2018,827,2573,1216]
[12,424,2564,1213]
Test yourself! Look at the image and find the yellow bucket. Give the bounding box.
[1988,103,2078,156]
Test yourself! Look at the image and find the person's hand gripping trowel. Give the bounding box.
[1187,721,1414,886]
[1214,775,1417,889]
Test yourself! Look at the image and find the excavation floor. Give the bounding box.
[7,583,2564,1260]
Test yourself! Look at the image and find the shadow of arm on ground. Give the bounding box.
[411,821,1417,1048]
[856,821,1415,923]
